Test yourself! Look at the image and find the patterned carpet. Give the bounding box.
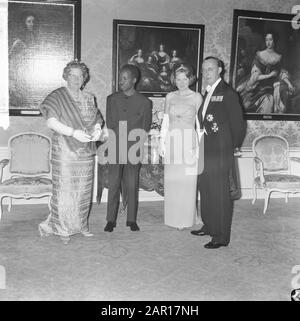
[0,198,299,301]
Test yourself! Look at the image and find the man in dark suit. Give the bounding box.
[104,64,152,232]
[191,57,246,248]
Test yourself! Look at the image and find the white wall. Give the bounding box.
[1,0,299,207]
[2,146,300,207]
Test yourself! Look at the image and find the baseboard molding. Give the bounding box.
[2,189,300,206]
[240,188,300,200]
[1,146,300,205]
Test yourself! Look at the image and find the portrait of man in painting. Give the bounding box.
[8,1,76,114]
[231,11,300,119]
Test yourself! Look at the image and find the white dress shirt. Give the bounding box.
[201,77,222,120]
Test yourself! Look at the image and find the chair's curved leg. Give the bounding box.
[263,191,271,215]
[47,196,51,211]
[252,185,257,204]
[0,196,3,220]
[8,197,12,212]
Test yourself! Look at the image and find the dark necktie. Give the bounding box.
[199,91,208,128]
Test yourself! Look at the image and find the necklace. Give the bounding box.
[67,87,81,101]
[176,90,194,96]
[66,87,89,114]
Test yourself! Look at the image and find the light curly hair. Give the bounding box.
[62,60,90,85]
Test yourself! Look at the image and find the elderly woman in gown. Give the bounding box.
[38,60,105,244]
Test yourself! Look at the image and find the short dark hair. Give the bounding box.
[119,64,141,83]
[203,56,225,77]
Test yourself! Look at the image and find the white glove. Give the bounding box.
[159,114,169,158]
[73,130,92,143]
[159,139,166,158]
[90,123,102,141]
[189,144,199,159]
[100,126,109,142]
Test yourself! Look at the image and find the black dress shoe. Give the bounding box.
[204,241,228,249]
[190,229,209,236]
[104,222,115,232]
[127,222,140,231]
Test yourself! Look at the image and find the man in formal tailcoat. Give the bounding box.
[104,64,152,232]
[191,57,246,248]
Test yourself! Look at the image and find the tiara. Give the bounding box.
[175,64,188,73]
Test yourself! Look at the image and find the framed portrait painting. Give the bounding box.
[8,0,81,116]
[230,9,300,120]
[112,19,205,96]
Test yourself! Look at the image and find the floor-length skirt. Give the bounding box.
[164,126,199,228]
[39,137,94,237]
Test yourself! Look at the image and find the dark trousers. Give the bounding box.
[106,163,141,224]
[199,165,233,245]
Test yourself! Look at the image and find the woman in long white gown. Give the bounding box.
[159,65,203,229]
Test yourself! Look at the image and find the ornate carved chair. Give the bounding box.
[252,134,300,214]
[0,132,52,220]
